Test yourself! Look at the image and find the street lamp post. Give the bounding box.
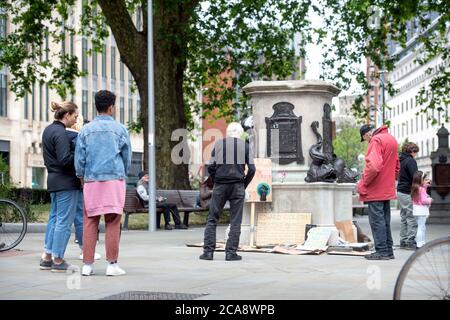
[148,0,156,232]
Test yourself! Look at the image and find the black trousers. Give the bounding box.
[203,182,245,254]
[156,203,182,227]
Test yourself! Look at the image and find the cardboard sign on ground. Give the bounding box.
[296,227,332,251]
[335,220,357,243]
[256,212,311,246]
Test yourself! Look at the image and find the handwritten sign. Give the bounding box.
[296,227,333,251]
[255,212,311,246]
[246,158,272,202]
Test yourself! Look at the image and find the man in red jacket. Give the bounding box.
[357,124,400,260]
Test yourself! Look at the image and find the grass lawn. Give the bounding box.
[30,204,230,230]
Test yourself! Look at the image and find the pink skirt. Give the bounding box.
[83,180,126,217]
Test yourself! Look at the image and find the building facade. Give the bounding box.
[384,14,449,176]
[0,3,147,188]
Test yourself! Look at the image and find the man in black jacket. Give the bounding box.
[200,123,256,261]
[397,142,419,250]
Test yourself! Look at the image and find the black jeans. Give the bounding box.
[156,203,182,227]
[367,201,393,255]
[203,182,245,254]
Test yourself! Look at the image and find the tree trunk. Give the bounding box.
[98,0,191,189]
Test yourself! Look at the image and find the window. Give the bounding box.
[120,97,124,124]
[32,167,45,189]
[411,98,414,109]
[128,97,133,123]
[397,105,399,115]
[111,46,116,80]
[82,38,88,73]
[416,117,418,133]
[92,91,96,120]
[92,50,97,76]
[401,103,404,113]
[39,84,43,121]
[120,61,124,81]
[0,16,6,39]
[82,90,88,119]
[24,93,28,119]
[0,74,6,117]
[426,140,429,155]
[102,44,107,78]
[432,138,435,151]
[136,7,142,31]
[406,100,408,111]
[45,85,49,122]
[32,83,35,120]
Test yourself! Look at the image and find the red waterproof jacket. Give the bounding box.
[358,125,400,202]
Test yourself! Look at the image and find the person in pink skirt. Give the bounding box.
[75,90,131,276]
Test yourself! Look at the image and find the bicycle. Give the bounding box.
[0,198,27,252]
[393,236,450,300]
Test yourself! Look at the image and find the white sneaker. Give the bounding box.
[81,264,95,276]
[79,252,102,260]
[106,263,126,276]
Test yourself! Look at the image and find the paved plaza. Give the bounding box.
[0,210,448,300]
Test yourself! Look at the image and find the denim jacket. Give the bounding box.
[75,115,132,182]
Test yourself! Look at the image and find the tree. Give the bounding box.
[314,0,449,123]
[0,0,448,188]
[333,122,368,173]
[0,0,313,188]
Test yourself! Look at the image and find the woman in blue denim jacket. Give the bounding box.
[75,90,131,276]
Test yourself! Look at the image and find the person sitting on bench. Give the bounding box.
[136,171,187,230]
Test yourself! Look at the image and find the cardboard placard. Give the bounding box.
[335,220,357,243]
[296,227,332,251]
[256,212,311,246]
[246,158,272,202]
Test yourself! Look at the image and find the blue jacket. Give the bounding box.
[75,115,132,182]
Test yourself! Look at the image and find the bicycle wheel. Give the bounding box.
[393,236,450,300]
[0,199,27,252]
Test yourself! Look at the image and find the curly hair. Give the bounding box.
[402,142,419,155]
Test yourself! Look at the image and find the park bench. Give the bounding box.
[123,189,210,230]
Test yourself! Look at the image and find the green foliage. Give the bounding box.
[333,122,368,172]
[0,154,12,198]
[316,0,449,124]
[0,0,447,129]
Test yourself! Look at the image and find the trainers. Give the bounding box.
[175,224,188,229]
[79,252,102,260]
[106,263,126,276]
[199,252,214,260]
[164,224,173,230]
[81,264,95,276]
[225,253,242,261]
[51,260,70,272]
[364,252,390,260]
[39,259,52,270]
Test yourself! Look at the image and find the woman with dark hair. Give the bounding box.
[40,101,82,272]
[397,142,419,250]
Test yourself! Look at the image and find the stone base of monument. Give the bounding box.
[238,182,355,246]
[428,204,450,224]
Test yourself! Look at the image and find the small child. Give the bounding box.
[411,171,433,248]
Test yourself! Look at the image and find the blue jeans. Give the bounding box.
[367,201,393,255]
[73,192,84,249]
[44,190,82,258]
